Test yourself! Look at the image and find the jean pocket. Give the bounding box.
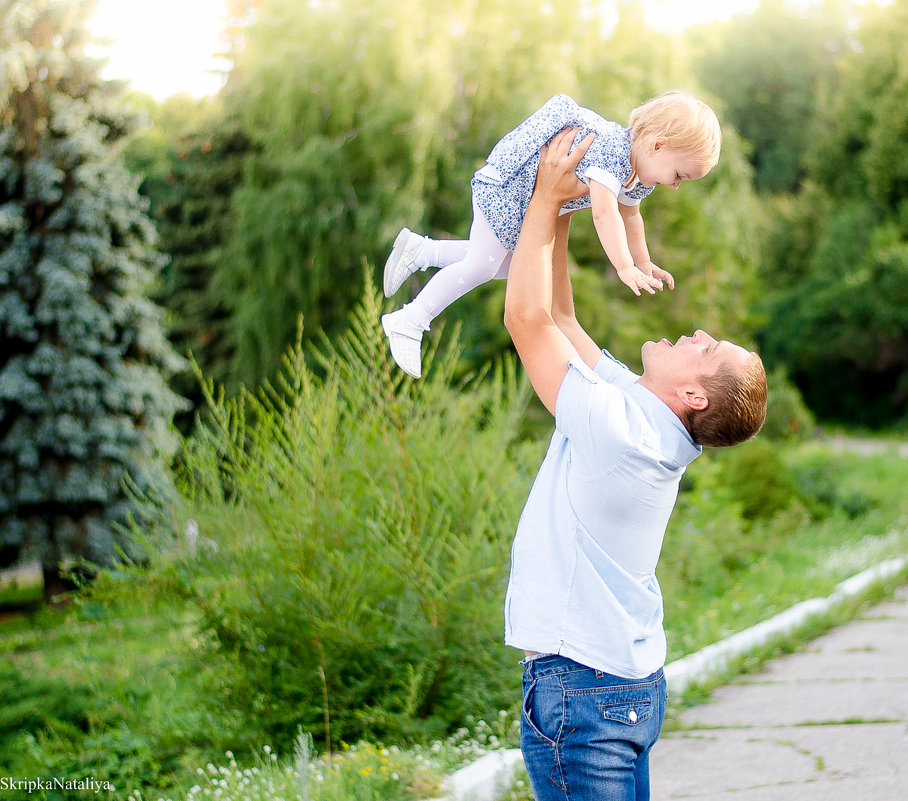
[522,678,559,746]
[599,698,653,726]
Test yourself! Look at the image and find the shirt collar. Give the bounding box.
[628,380,702,465]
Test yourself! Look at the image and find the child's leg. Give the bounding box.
[432,239,471,268]
[383,233,470,298]
[381,206,511,378]
[406,208,511,322]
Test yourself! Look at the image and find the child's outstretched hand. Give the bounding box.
[617,265,665,296]
[638,260,675,291]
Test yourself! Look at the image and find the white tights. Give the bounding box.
[398,200,511,331]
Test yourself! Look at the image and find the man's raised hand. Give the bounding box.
[535,127,595,207]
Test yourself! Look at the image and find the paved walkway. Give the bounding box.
[650,584,908,800]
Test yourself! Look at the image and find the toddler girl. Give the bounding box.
[382,91,721,378]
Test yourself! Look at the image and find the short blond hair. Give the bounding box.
[629,91,722,171]
[687,352,767,448]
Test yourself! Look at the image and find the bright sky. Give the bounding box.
[87,0,889,100]
[88,0,232,100]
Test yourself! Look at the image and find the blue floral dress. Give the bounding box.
[471,94,654,251]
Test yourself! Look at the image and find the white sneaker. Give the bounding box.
[381,308,425,379]
[383,228,425,297]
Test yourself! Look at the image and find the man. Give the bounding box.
[502,128,767,801]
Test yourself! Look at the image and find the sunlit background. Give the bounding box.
[88,0,892,100]
[89,0,232,99]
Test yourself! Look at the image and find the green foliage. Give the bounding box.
[690,0,847,192]
[0,0,187,580]
[806,0,908,203]
[0,663,94,752]
[759,241,908,426]
[179,0,762,388]
[118,284,533,749]
[760,366,815,441]
[0,660,170,799]
[748,0,908,427]
[661,438,822,600]
[213,0,604,384]
[0,586,255,798]
[125,99,254,413]
[146,737,444,801]
[657,435,900,659]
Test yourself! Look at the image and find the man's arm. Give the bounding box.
[550,213,603,370]
[504,128,594,415]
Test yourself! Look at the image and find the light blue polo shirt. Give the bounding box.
[504,350,701,678]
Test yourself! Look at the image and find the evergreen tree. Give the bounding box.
[0,0,187,600]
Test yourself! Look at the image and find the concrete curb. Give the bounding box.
[435,555,907,801]
[435,749,526,801]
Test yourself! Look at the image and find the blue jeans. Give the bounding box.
[520,655,667,801]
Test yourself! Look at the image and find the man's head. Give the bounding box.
[639,330,767,448]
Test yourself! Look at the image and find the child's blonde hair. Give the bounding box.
[629,91,722,170]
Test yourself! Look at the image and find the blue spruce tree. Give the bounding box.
[0,0,187,602]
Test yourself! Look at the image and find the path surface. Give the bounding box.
[821,435,908,458]
[0,559,41,589]
[650,584,908,800]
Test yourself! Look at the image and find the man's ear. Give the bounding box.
[678,384,708,412]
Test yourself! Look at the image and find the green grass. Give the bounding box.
[0,563,43,614]
[0,591,244,798]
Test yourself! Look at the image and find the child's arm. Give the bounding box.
[619,202,675,290]
[589,180,663,296]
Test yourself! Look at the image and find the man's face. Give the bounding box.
[641,329,750,385]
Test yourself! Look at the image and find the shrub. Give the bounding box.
[114,287,533,751]
[705,438,823,522]
[660,438,819,599]
[760,367,816,441]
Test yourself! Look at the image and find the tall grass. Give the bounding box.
[105,286,534,751]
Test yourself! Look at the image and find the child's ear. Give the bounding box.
[652,141,665,152]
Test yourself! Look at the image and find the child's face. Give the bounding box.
[634,142,710,190]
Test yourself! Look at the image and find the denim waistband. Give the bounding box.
[523,653,664,685]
